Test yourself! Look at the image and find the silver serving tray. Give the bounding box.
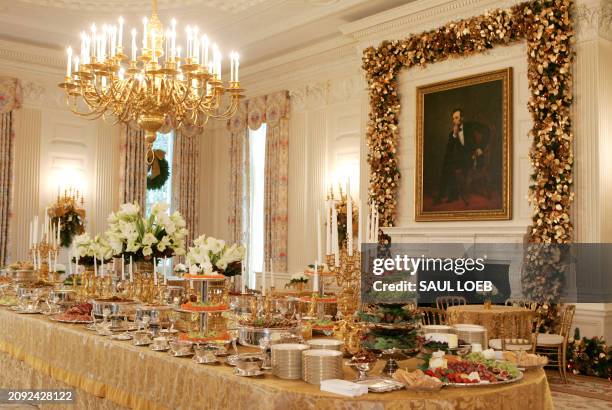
[238,325,300,347]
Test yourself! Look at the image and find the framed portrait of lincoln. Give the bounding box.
[415,68,512,221]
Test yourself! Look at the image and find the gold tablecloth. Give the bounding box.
[0,308,553,410]
[447,304,533,340]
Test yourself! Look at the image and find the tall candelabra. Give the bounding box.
[325,249,362,355]
[30,237,60,283]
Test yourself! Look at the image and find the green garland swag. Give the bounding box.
[147,157,170,191]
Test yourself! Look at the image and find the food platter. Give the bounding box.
[444,371,523,387]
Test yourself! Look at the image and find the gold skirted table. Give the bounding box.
[446,304,533,340]
[0,308,553,410]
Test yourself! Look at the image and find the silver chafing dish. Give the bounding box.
[135,304,173,326]
[238,324,301,347]
[16,284,52,299]
[9,269,38,283]
[90,297,138,317]
[47,289,77,306]
[163,286,185,305]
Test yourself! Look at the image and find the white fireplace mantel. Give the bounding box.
[383,224,529,244]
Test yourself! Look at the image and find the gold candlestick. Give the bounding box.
[326,249,363,355]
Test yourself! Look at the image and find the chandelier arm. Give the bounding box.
[206,97,240,119]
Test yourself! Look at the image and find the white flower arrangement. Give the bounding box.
[174,263,187,273]
[73,233,113,264]
[185,235,245,277]
[105,202,187,260]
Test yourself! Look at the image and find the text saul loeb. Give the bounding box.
[369,255,495,293]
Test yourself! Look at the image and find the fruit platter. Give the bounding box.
[421,351,523,387]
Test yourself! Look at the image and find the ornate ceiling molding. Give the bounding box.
[0,39,63,71]
[15,0,269,12]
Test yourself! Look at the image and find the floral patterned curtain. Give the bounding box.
[172,125,201,246]
[263,91,289,273]
[119,124,147,207]
[0,77,21,266]
[228,92,290,272]
[228,101,249,246]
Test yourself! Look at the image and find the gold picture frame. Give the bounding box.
[415,68,512,221]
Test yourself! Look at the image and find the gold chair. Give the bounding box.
[489,310,540,351]
[420,307,447,326]
[435,296,467,310]
[534,304,575,383]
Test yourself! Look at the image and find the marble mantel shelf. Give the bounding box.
[383,224,529,243]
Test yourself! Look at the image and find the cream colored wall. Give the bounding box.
[0,46,121,264]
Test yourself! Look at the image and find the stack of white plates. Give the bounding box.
[452,324,488,346]
[302,349,343,385]
[271,343,310,379]
[306,339,343,351]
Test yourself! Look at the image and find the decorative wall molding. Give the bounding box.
[19,79,68,110]
[289,75,364,113]
[573,0,612,40]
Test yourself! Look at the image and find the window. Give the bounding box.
[146,130,174,216]
[247,124,266,287]
[146,131,174,275]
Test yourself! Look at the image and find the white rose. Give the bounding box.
[142,246,153,256]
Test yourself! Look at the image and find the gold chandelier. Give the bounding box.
[59,0,244,160]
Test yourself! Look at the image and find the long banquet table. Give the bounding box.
[0,308,554,410]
